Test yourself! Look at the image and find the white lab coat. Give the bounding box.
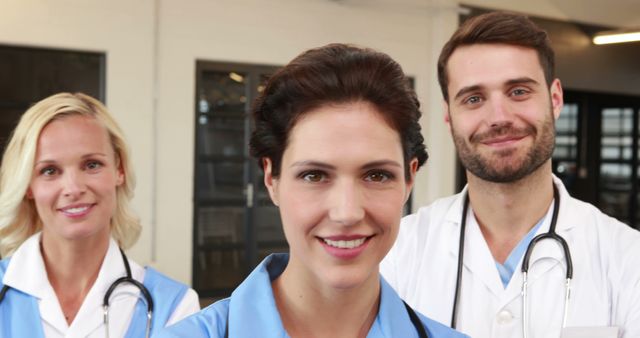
[381,177,640,338]
[1,233,200,338]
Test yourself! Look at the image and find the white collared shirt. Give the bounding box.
[2,233,199,338]
[381,177,640,338]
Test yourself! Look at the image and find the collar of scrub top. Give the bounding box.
[0,234,153,336]
[450,178,574,337]
[225,253,429,337]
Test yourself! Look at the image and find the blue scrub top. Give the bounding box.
[155,254,467,338]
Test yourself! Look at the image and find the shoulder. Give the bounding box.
[393,193,461,251]
[144,266,189,290]
[564,194,640,250]
[401,193,461,233]
[416,311,469,338]
[158,298,230,338]
[0,257,9,274]
[0,257,9,286]
[561,194,640,284]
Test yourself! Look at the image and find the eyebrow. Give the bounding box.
[35,152,108,165]
[362,160,403,170]
[453,77,541,101]
[505,77,540,87]
[453,85,482,101]
[289,160,402,170]
[290,161,336,170]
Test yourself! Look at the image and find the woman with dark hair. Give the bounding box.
[157,44,467,338]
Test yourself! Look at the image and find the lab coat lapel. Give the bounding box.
[523,179,577,285]
[446,190,504,298]
[499,178,577,307]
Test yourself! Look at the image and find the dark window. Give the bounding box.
[0,44,105,153]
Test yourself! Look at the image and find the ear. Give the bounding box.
[26,187,34,199]
[550,78,564,121]
[404,157,419,203]
[262,157,280,207]
[115,159,125,186]
[443,100,453,135]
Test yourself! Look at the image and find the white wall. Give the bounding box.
[0,0,157,264]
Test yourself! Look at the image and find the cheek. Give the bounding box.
[276,187,325,234]
[364,189,406,227]
[28,183,52,205]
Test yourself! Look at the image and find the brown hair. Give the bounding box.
[250,43,428,180]
[437,11,555,102]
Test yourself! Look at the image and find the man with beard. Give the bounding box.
[381,11,640,338]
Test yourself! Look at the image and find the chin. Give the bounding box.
[322,265,378,291]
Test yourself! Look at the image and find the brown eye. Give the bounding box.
[40,167,58,176]
[301,171,326,183]
[364,170,393,183]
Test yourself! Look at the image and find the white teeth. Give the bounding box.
[323,238,366,249]
[64,206,89,214]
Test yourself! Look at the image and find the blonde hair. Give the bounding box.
[0,92,141,257]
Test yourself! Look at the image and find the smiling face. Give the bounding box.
[28,115,123,245]
[444,43,563,183]
[264,101,416,290]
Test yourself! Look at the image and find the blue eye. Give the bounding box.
[510,88,530,97]
[464,95,482,105]
[86,160,103,170]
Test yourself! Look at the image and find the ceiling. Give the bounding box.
[332,0,640,28]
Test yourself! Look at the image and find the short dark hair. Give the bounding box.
[250,43,428,180]
[437,11,555,102]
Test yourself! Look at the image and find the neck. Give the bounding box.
[40,231,110,324]
[272,256,380,338]
[466,162,554,263]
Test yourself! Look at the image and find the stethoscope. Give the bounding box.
[0,248,154,338]
[451,183,573,338]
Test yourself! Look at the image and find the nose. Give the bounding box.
[487,95,513,128]
[62,170,87,199]
[328,178,365,226]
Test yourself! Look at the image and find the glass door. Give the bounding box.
[598,106,638,226]
[193,61,286,297]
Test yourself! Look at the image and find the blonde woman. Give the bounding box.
[0,93,199,338]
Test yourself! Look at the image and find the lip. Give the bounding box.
[58,203,95,218]
[317,235,373,260]
[481,135,526,147]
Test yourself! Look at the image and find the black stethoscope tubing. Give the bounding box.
[103,248,154,314]
[450,183,573,329]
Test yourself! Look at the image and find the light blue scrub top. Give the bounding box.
[495,216,546,288]
[0,257,188,338]
[155,253,467,338]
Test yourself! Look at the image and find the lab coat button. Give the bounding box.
[496,310,513,324]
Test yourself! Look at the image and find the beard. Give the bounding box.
[451,108,556,183]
